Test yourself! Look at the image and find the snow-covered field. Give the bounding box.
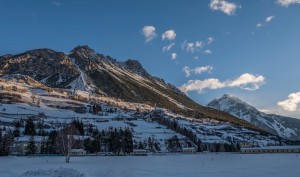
[0,154,299,177]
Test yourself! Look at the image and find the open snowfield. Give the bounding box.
[0,153,299,177]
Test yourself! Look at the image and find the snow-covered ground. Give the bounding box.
[0,154,299,177]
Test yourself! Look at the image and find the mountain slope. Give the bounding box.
[0,46,268,133]
[207,94,300,140]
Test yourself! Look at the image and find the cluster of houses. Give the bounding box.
[9,134,198,156]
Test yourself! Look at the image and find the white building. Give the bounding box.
[132,149,147,156]
[70,149,86,156]
[182,147,196,154]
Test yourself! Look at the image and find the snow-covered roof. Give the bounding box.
[241,146,300,150]
[133,149,147,152]
[182,147,196,150]
[71,149,86,153]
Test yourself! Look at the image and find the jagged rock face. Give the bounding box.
[124,59,149,77]
[207,94,300,140]
[0,49,80,88]
[67,45,190,105]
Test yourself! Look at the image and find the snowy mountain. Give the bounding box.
[0,50,295,152]
[0,45,262,132]
[207,94,300,140]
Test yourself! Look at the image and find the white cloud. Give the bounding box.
[183,66,213,77]
[265,16,275,22]
[276,0,300,7]
[204,49,212,54]
[162,30,176,41]
[182,40,204,53]
[207,37,214,44]
[142,26,157,43]
[278,92,300,112]
[256,15,275,29]
[257,23,263,28]
[162,42,175,52]
[52,1,61,6]
[171,53,177,60]
[180,73,265,93]
[209,0,240,16]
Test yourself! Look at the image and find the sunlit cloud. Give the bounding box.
[162,29,176,41]
[142,26,157,43]
[276,0,300,7]
[209,0,240,16]
[278,92,300,112]
[180,73,265,93]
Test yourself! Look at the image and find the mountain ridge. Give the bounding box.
[0,45,272,134]
[207,94,300,140]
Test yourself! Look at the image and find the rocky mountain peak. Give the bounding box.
[69,45,102,62]
[208,94,300,140]
[124,59,148,76]
[71,45,95,54]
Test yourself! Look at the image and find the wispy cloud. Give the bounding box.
[52,1,61,7]
[171,53,177,60]
[183,66,213,77]
[276,0,300,7]
[182,40,204,53]
[142,26,157,43]
[209,0,240,16]
[265,15,275,22]
[256,23,263,28]
[180,73,265,93]
[207,37,214,44]
[204,49,212,54]
[278,92,300,112]
[162,29,176,41]
[256,15,275,28]
[163,42,175,52]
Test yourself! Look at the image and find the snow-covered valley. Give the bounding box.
[1,154,300,177]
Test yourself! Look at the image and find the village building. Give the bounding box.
[11,136,45,155]
[240,142,253,148]
[182,147,196,154]
[241,146,300,154]
[132,149,147,156]
[70,149,86,156]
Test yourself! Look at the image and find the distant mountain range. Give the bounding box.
[0,46,276,134]
[207,94,300,140]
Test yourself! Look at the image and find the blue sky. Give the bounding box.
[1,0,300,117]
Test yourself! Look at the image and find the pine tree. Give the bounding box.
[1,129,14,156]
[26,135,37,155]
[40,137,47,154]
[123,128,133,154]
[24,117,36,136]
[13,121,21,137]
[83,138,92,153]
[47,130,57,154]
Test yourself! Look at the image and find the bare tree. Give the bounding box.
[57,124,79,163]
